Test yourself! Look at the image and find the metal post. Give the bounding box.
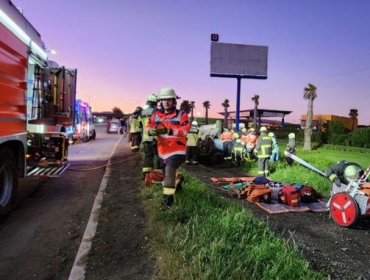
[236,77,241,131]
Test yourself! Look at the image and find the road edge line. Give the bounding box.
[68,135,124,280]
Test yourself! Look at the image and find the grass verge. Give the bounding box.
[142,172,323,280]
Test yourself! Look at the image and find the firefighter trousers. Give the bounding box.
[258,157,270,176]
[130,132,142,151]
[143,141,160,173]
[186,146,199,163]
[162,155,186,196]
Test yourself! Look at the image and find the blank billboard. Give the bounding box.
[210,42,268,79]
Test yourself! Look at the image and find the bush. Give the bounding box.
[351,127,370,148]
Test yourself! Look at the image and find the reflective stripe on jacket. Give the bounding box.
[129,115,142,133]
[187,127,200,146]
[255,133,272,158]
[146,109,190,160]
[141,107,156,142]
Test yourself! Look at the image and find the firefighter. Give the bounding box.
[326,161,363,187]
[140,93,160,176]
[255,126,272,176]
[129,106,143,152]
[268,132,279,162]
[220,128,234,160]
[286,133,296,166]
[146,88,190,208]
[186,120,201,164]
[245,128,257,160]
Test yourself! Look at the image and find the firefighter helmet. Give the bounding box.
[288,133,295,139]
[147,94,157,102]
[268,132,274,137]
[191,120,198,126]
[248,128,255,132]
[260,126,267,132]
[158,88,179,100]
[344,165,359,180]
[241,128,247,133]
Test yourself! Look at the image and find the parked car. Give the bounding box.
[107,119,123,134]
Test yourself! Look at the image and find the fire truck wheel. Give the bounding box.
[330,192,360,228]
[0,149,17,217]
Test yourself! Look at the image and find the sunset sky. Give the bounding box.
[14,0,370,125]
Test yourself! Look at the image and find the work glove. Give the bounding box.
[156,127,169,135]
[148,128,158,136]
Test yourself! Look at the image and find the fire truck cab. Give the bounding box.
[0,0,76,216]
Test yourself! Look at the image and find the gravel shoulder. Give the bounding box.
[86,139,155,280]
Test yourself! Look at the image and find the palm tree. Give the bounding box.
[221,99,230,129]
[190,101,195,122]
[203,100,211,124]
[180,100,191,114]
[251,94,259,130]
[303,83,317,151]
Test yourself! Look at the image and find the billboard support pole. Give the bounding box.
[236,76,241,131]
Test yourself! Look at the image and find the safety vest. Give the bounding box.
[129,114,142,133]
[141,107,156,142]
[256,133,272,158]
[232,141,245,157]
[245,133,257,147]
[187,127,200,147]
[220,131,233,142]
[146,109,190,160]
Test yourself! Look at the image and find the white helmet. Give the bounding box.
[191,120,198,126]
[248,128,255,132]
[147,93,157,102]
[241,128,247,133]
[268,132,274,137]
[260,126,267,132]
[344,165,359,180]
[158,88,179,100]
[288,133,295,139]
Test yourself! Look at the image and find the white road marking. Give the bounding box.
[68,135,123,280]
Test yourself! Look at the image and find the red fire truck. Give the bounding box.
[0,0,76,215]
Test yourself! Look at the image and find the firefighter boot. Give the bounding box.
[162,195,174,209]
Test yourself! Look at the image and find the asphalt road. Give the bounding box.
[0,124,122,280]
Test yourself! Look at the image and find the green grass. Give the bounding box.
[249,144,370,196]
[142,174,323,280]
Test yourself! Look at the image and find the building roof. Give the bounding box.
[219,109,292,119]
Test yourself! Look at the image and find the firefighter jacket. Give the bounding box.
[271,136,279,154]
[140,106,157,142]
[286,138,296,152]
[220,131,233,142]
[129,113,142,133]
[187,127,200,147]
[255,132,272,159]
[146,109,190,160]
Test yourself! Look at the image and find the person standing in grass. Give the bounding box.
[268,132,279,162]
[255,126,272,176]
[186,120,201,164]
[286,133,296,166]
[146,88,190,208]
